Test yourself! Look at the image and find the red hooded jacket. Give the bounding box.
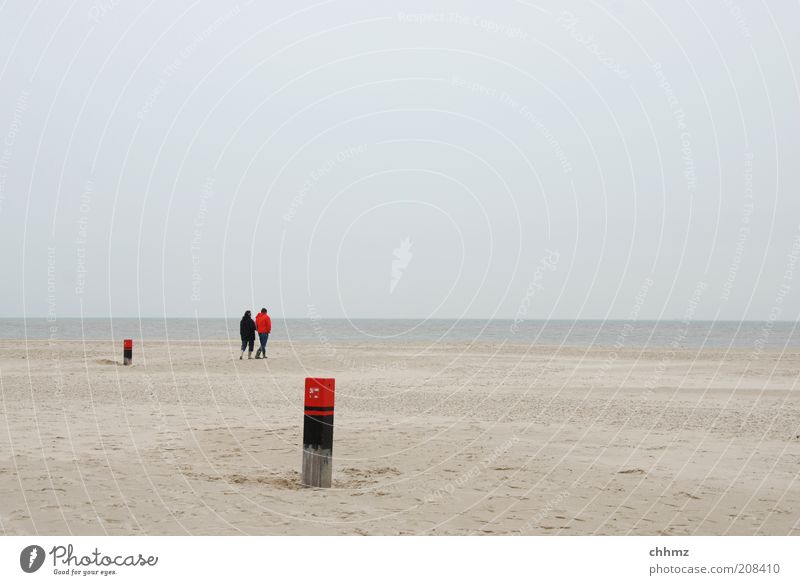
[256,312,271,334]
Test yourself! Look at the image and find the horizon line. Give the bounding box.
[1,316,798,324]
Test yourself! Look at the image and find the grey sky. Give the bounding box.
[1,1,798,321]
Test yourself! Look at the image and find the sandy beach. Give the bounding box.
[1,339,798,535]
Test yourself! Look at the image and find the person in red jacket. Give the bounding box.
[254,307,272,359]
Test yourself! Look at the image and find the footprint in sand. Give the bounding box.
[676,491,701,500]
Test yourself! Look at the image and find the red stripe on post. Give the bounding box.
[124,339,133,350]
[304,377,335,410]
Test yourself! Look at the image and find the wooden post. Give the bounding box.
[123,339,133,365]
[302,377,335,488]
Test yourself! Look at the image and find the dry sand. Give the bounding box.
[1,339,798,535]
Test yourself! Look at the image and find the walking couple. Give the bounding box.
[240,308,271,359]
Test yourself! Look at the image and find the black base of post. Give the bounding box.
[123,349,132,366]
[302,414,334,487]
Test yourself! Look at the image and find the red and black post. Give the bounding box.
[302,377,335,487]
[123,339,133,366]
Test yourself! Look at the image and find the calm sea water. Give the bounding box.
[1,318,799,349]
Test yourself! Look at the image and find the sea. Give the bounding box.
[1,318,799,349]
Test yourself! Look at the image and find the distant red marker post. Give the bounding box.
[302,377,335,488]
[123,339,133,365]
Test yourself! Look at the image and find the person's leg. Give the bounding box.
[240,339,246,359]
[262,333,269,357]
[248,338,254,358]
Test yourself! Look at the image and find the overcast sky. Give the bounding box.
[1,1,799,321]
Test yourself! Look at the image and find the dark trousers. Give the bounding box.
[241,338,254,352]
[258,332,269,353]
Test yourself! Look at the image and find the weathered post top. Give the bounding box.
[304,377,335,415]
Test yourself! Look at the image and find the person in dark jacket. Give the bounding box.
[239,310,256,360]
